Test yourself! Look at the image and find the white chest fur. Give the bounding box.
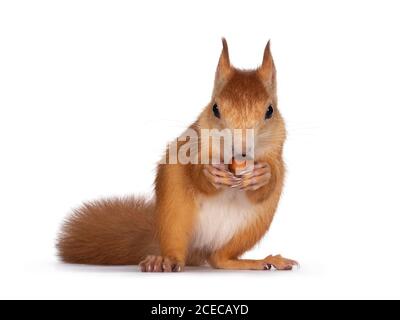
[191,189,259,251]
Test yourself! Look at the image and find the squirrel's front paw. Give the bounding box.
[203,164,241,190]
[139,255,184,273]
[240,162,271,191]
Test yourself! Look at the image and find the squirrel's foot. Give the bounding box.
[139,255,184,273]
[263,254,299,271]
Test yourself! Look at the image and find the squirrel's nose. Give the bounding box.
[233,153,247,160]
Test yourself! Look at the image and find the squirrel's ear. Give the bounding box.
[215,38,232,84]
[258,40,276,87]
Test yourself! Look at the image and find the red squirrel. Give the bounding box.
[57,39,298,272]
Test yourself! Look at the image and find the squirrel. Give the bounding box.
[57,39,298,272]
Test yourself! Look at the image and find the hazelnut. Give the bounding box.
[229,159,249,176]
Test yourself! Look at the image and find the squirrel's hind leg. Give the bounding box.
[208,254,298,271]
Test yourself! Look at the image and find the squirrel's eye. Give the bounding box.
[213,104,221,119]
[265,105,274,120]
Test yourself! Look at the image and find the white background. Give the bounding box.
[1,0,400,300]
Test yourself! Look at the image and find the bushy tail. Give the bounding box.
[57,197,159,265]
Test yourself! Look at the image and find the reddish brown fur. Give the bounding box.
[57,39,297,271]
[58,197,159,265]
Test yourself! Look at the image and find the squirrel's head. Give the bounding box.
[198,39,286,162]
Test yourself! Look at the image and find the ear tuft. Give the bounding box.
[215,37,232,84]
[263,40,272,65]
[258,40,276,86]
[265,40,271,54]
[221,38,230,66]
